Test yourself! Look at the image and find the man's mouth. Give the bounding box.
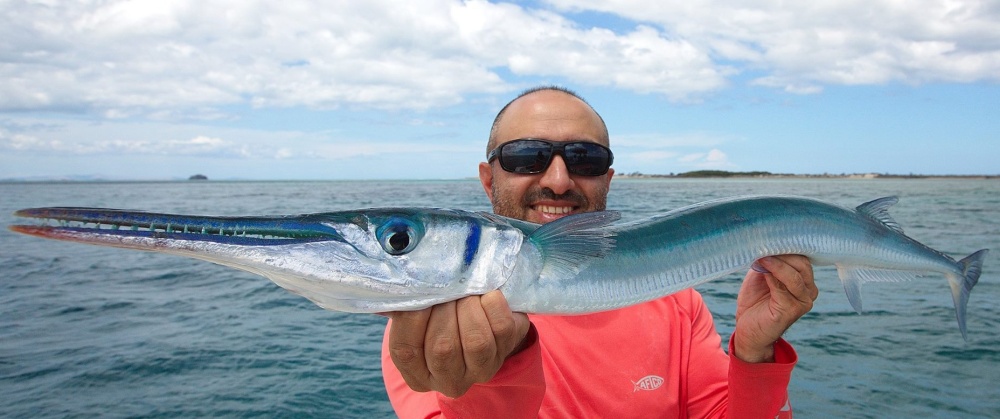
[533,205,575,215]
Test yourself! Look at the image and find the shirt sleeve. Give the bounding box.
[681,291,798,419]
[381,322,546,419]
[726,335,797,418]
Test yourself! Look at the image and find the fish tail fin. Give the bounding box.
[949,249,989,341]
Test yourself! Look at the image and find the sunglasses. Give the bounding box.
[487,138,614,176]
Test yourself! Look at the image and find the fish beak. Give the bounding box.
[10,207,346,247]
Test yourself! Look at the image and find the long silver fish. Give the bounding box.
[9,195,988,339]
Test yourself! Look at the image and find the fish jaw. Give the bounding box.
[10,207,346,247]
[10,207,526,313]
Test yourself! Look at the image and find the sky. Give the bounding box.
[1,0,998,180]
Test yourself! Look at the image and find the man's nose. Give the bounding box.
[538,155,575,195]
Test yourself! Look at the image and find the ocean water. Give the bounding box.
[1,178,998,418]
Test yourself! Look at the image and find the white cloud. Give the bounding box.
[452,1,730,100]
[630,150,679,162]
[546,0,1000,90]
[704,148,731,164]
[0,0,731,117]
[613,132,735,148]
[2,0,997,119]
[0,118,298,159]
[678,149,734,169]
[0,117,483,164]
[614,147,736,174]
[0,129,255,158]
[611,132,739,173]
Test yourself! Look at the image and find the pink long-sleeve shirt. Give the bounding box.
[382,289,796,418]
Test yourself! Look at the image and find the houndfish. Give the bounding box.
[10,195,988,339]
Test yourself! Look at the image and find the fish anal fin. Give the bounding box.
[837,264,923,314]
[856,196,904,234]
[853,267,921,283]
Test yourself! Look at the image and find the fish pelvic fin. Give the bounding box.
[950,249,989,341]
[856,196,904,234]
[529,211,620,280]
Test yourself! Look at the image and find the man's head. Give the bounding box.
[479,87,614,224]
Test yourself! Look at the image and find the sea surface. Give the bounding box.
[1,178,998,418]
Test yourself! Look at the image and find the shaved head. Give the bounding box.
[487,86,608,154]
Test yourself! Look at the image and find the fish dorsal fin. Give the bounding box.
[528,211,620,280]
[856,196,904,234]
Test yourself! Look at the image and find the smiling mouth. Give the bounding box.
[534,205,575,215]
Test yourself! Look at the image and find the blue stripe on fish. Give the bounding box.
[463,220,481,269]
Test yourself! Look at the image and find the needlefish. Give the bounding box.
[9,195,988,339]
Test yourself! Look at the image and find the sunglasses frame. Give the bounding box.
[486,138,614,176]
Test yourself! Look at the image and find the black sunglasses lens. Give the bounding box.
[500,140,553,173]
[498,140,612,175]
[563,143,611,176]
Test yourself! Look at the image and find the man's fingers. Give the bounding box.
[387,295,523,398]
[758,255,817,304]
[387,308,432,392]
[481,290,530,359]
[784,255,818,302]
[456,295,499,381]
[424,301,465,388]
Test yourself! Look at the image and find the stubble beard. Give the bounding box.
[491,182,609,222]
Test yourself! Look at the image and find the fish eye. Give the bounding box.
[376,218,421,255]
[387,230,409,252]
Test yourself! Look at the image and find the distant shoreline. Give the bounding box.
[615,170,999,180]
[3,171,999,182]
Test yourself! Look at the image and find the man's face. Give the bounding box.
[478,91,614,224]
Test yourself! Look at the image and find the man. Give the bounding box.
[382,87,818,418]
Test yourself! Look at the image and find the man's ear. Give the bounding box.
[478,162,495,204]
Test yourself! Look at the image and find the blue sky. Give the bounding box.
[1,0,997,180]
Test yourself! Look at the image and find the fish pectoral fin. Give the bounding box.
[529,211,620,280]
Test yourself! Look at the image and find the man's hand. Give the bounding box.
[734,255,818,363]
[386,290,531,398]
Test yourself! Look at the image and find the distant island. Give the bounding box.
[616,170,998,179]
[188,174,208,180]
